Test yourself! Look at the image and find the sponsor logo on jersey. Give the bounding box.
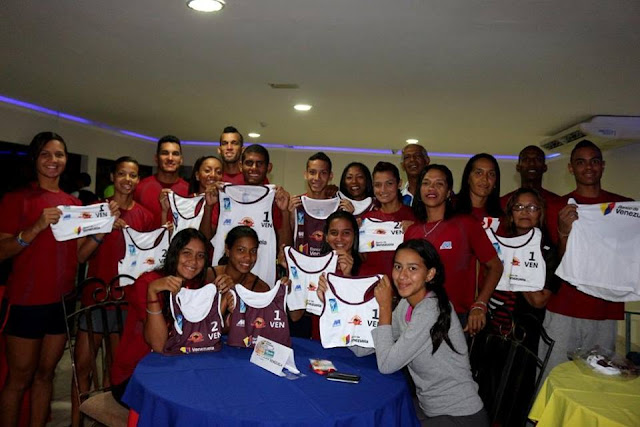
[440,241,452,250]
[239,217,254,227]
[74,226,82,235]
[511,256,520,266]
[601,202,616,216]
[235,319,245,327]
[290,266,299,279]
[294,283,302,291]
[81,212,92,219]
[128,244,136,255]
[297,211,305,225]
[492,242,502,257]
[239,299,247,313]
[252,317,266,328]
[223,218,232,226]
[308,282,318,291]
[329,298,338,313]
[367,240,375,249]
[243,336,252,347]
[374,229,387,235]
[63,214,71,220]
[349,315,362,326]
[176,314,183,330]
[342,334,351,345]
[310,230,324,242]
[144,257,155,265]
[332,319,341,327]
[223,198,231,211]
[188,331,204,343]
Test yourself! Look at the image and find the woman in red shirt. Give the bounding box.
[73,156,154,425]
[0,132,81,426]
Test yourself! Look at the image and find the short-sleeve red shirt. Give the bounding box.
[545,190,632,320]
[404,215,497,313]
[0,184,81,305]
[133,175,189,229]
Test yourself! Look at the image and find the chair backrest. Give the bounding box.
[63,276,130,405]
[469,313,555,427]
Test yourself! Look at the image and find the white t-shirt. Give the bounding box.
[556,200,640,302]
[211,185,277,287]
[118,226,170,286]
[319,273,381,349]
[51,203,115,241]
[358,218,405,253]
[284,246,338,314]
[168,191,205,238]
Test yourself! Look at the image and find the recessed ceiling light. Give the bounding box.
[187,0,225,12]
[406,139,419,144]
[294,104,312,111]
[248,132,261,138]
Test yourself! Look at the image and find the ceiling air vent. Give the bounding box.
[269,83,299,89]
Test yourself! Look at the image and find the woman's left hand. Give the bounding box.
[214,273,235,294]
[464,309,486,336]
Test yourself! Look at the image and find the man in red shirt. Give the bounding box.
[501,145,560,209]
[218,126,245,184]
[539,140,632,382]
[134,135,189,228]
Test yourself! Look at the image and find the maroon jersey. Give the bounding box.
[294,196,340,256]
[164,284,223,354]
[227,281,291,348]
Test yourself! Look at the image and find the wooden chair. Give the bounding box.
[63,276,131,426]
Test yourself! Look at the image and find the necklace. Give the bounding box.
[422,220,443,238]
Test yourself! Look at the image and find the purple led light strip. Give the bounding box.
[0,94,547,159]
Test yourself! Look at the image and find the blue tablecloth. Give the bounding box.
[123,337,419,427]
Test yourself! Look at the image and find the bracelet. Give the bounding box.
[16,231,30,247]
[557,228,570,238]
[90,235,104,244]
[146,308,163,315]
[470,302,488,314]
[473,300,487,307]
[470,306,486,313]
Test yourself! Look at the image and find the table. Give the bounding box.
[529,361,640,426]
[123,338,419,426]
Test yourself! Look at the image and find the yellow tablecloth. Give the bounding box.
[529,361,640,426]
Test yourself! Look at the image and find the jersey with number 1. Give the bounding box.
[284,246,338,315]
[227,281,290,348]
[118,226,170,286]
[51,203,115,241]
[485,227,546,292]
[319,274,381,349]
[164,284,223,354]
[168,191,205,238]
[211,185,277,286]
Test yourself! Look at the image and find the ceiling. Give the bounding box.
[1,0,639,155]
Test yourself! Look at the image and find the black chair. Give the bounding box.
[470,311,555,427]
[63,276,131,426]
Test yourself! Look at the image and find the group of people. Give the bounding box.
[0,126,631,427]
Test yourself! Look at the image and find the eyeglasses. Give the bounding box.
[512,204,541,213]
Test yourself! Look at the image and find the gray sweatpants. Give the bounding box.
[538,311,617,385]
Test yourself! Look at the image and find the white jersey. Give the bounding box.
[51,203,115,241]
[556,200,640,302]
[168,191,205,238]
[319,274,381,349]
[485,228,546,292]
[284,246,338,315]
[118,226,170,286]
[337,191,374,216]
[358,218,405,253]
[211,185,277,287]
